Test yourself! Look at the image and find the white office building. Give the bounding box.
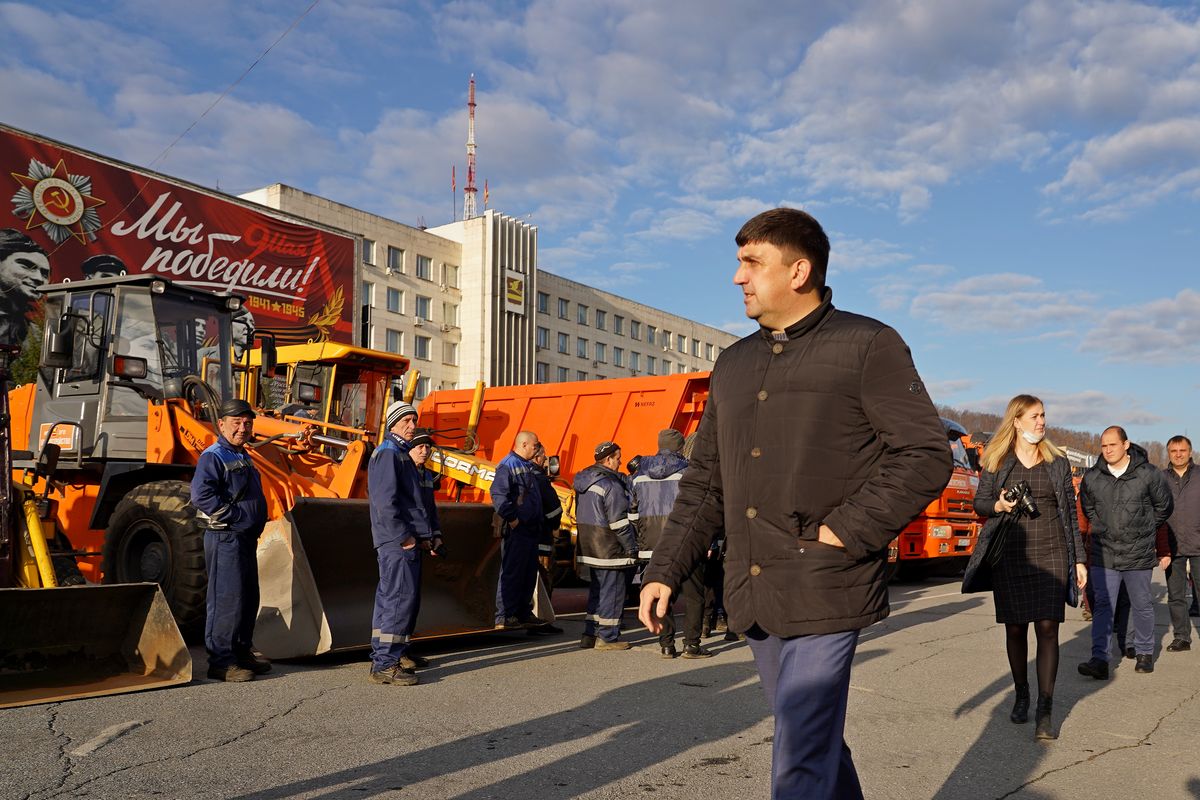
[241,184,737,398]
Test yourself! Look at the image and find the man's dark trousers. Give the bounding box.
[584,567,628,642]
[371,541,422,670]
[204,530,259,668]
[747,627,863,800]
[1166,556,1200,642]
[1091,565,1154,659]
[658,562,706,646]
[496,531,539,623]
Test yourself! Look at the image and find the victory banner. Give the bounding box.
[0,124,355,350]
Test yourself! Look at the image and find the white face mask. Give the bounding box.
[1020,428,1044,445]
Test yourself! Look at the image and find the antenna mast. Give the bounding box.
[463,74,478,220]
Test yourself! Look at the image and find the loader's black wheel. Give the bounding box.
[103,480,207,636]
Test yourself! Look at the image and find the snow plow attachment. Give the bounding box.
[254,498,503,658]
[0,583,192,709]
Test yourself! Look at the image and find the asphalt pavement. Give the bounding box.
[5,574,1200,799]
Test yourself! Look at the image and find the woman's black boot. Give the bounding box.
[1010,683,1030,724]
[1035,694,1056,740]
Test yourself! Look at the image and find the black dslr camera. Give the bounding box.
[1003,480,1039,517]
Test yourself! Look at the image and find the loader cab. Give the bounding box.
[32,276,240,460]
[942,418,978,473]
[248,343,409,439]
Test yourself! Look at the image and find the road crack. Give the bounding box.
[36,684,353,798]
[994,686,1200,800]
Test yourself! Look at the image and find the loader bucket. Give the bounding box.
[255,499,504,658]
[0,583,192,709]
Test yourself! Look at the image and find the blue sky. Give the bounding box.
[3,0,1197,445]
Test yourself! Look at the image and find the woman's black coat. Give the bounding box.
[962,453,1084,605]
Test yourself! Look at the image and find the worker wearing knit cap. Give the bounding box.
[366,399,429,685]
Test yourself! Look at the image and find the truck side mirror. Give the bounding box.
[260,338,278,378]
[42,314,76,369]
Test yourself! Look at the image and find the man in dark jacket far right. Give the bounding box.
[639,208,951,800]
[1163,436,1200,653]
[1078,426,1173,678]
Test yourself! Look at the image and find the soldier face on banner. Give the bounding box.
[0,238,51,305]
[230,306,255,360]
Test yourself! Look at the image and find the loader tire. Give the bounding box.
[104,480,207,636]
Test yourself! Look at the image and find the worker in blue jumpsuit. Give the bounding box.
[367,401,432,686]
[491,430,546,629]
[574,440,639,650]
[191,398,270,682]
[403,428,444,668]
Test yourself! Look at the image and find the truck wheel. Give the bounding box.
[103,480,207,635]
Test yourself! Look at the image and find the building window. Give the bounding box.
[595,342,607,363]
[414,335,431,360]
[706,343,715,361]
[558,298,569,319]
[387,246,404,273]
[386,329,403,354]
[536,362,549,383]
[556,366,569,382]
[613,315,624,335]
[386,287,402,314]
[647,325,656,346]
[443,341,458,366]
[595,374,606,380]
[538,292,550,313]
[677,334,686,352]
[630,320,641,341]
[662,359,670,374]
[577,370,587,381]
[443,263,459,288]
[661,329,671,350]
[557,332,569,354]
[577,304,589,325]
[692,338,701,357]
[595,309,607,330]
[443,302,458,327]
[362,281,375,306]
[613,346,624,367]
[631,351,641,372]
[362,238,375,265]
[415,376,431,400]
[536,327,549,349]
[647,355,657,375]
[677,362,687,374]
[577,337,589,358]
[415,295,432,321]
[416,255,433,280]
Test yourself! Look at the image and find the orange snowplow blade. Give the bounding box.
[0,583,192,708]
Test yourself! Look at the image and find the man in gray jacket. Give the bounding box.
[1078,426,1173,677]
[639,208,950,800]
[1163,435,1200,653]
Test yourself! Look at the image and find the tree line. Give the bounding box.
[937,405,1169,469]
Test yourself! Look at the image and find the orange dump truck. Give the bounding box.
[888,418,983,577]
[420,376,982,583]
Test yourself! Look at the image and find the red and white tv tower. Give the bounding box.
[462,74,478,220]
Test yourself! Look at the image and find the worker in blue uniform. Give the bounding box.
[191,398,270,682]
[491,430,546,629]
[403,428,444,669]
[367,401,433,686]
[574,440,639,650]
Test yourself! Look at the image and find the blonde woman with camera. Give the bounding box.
[962,394,1087,740]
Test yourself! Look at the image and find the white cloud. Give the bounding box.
[971,389,1165,428]
[1080,288,1200,364]
[925,378,979,401]
[910,272,1093,332]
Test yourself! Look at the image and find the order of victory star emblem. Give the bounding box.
[11,157,106,244]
